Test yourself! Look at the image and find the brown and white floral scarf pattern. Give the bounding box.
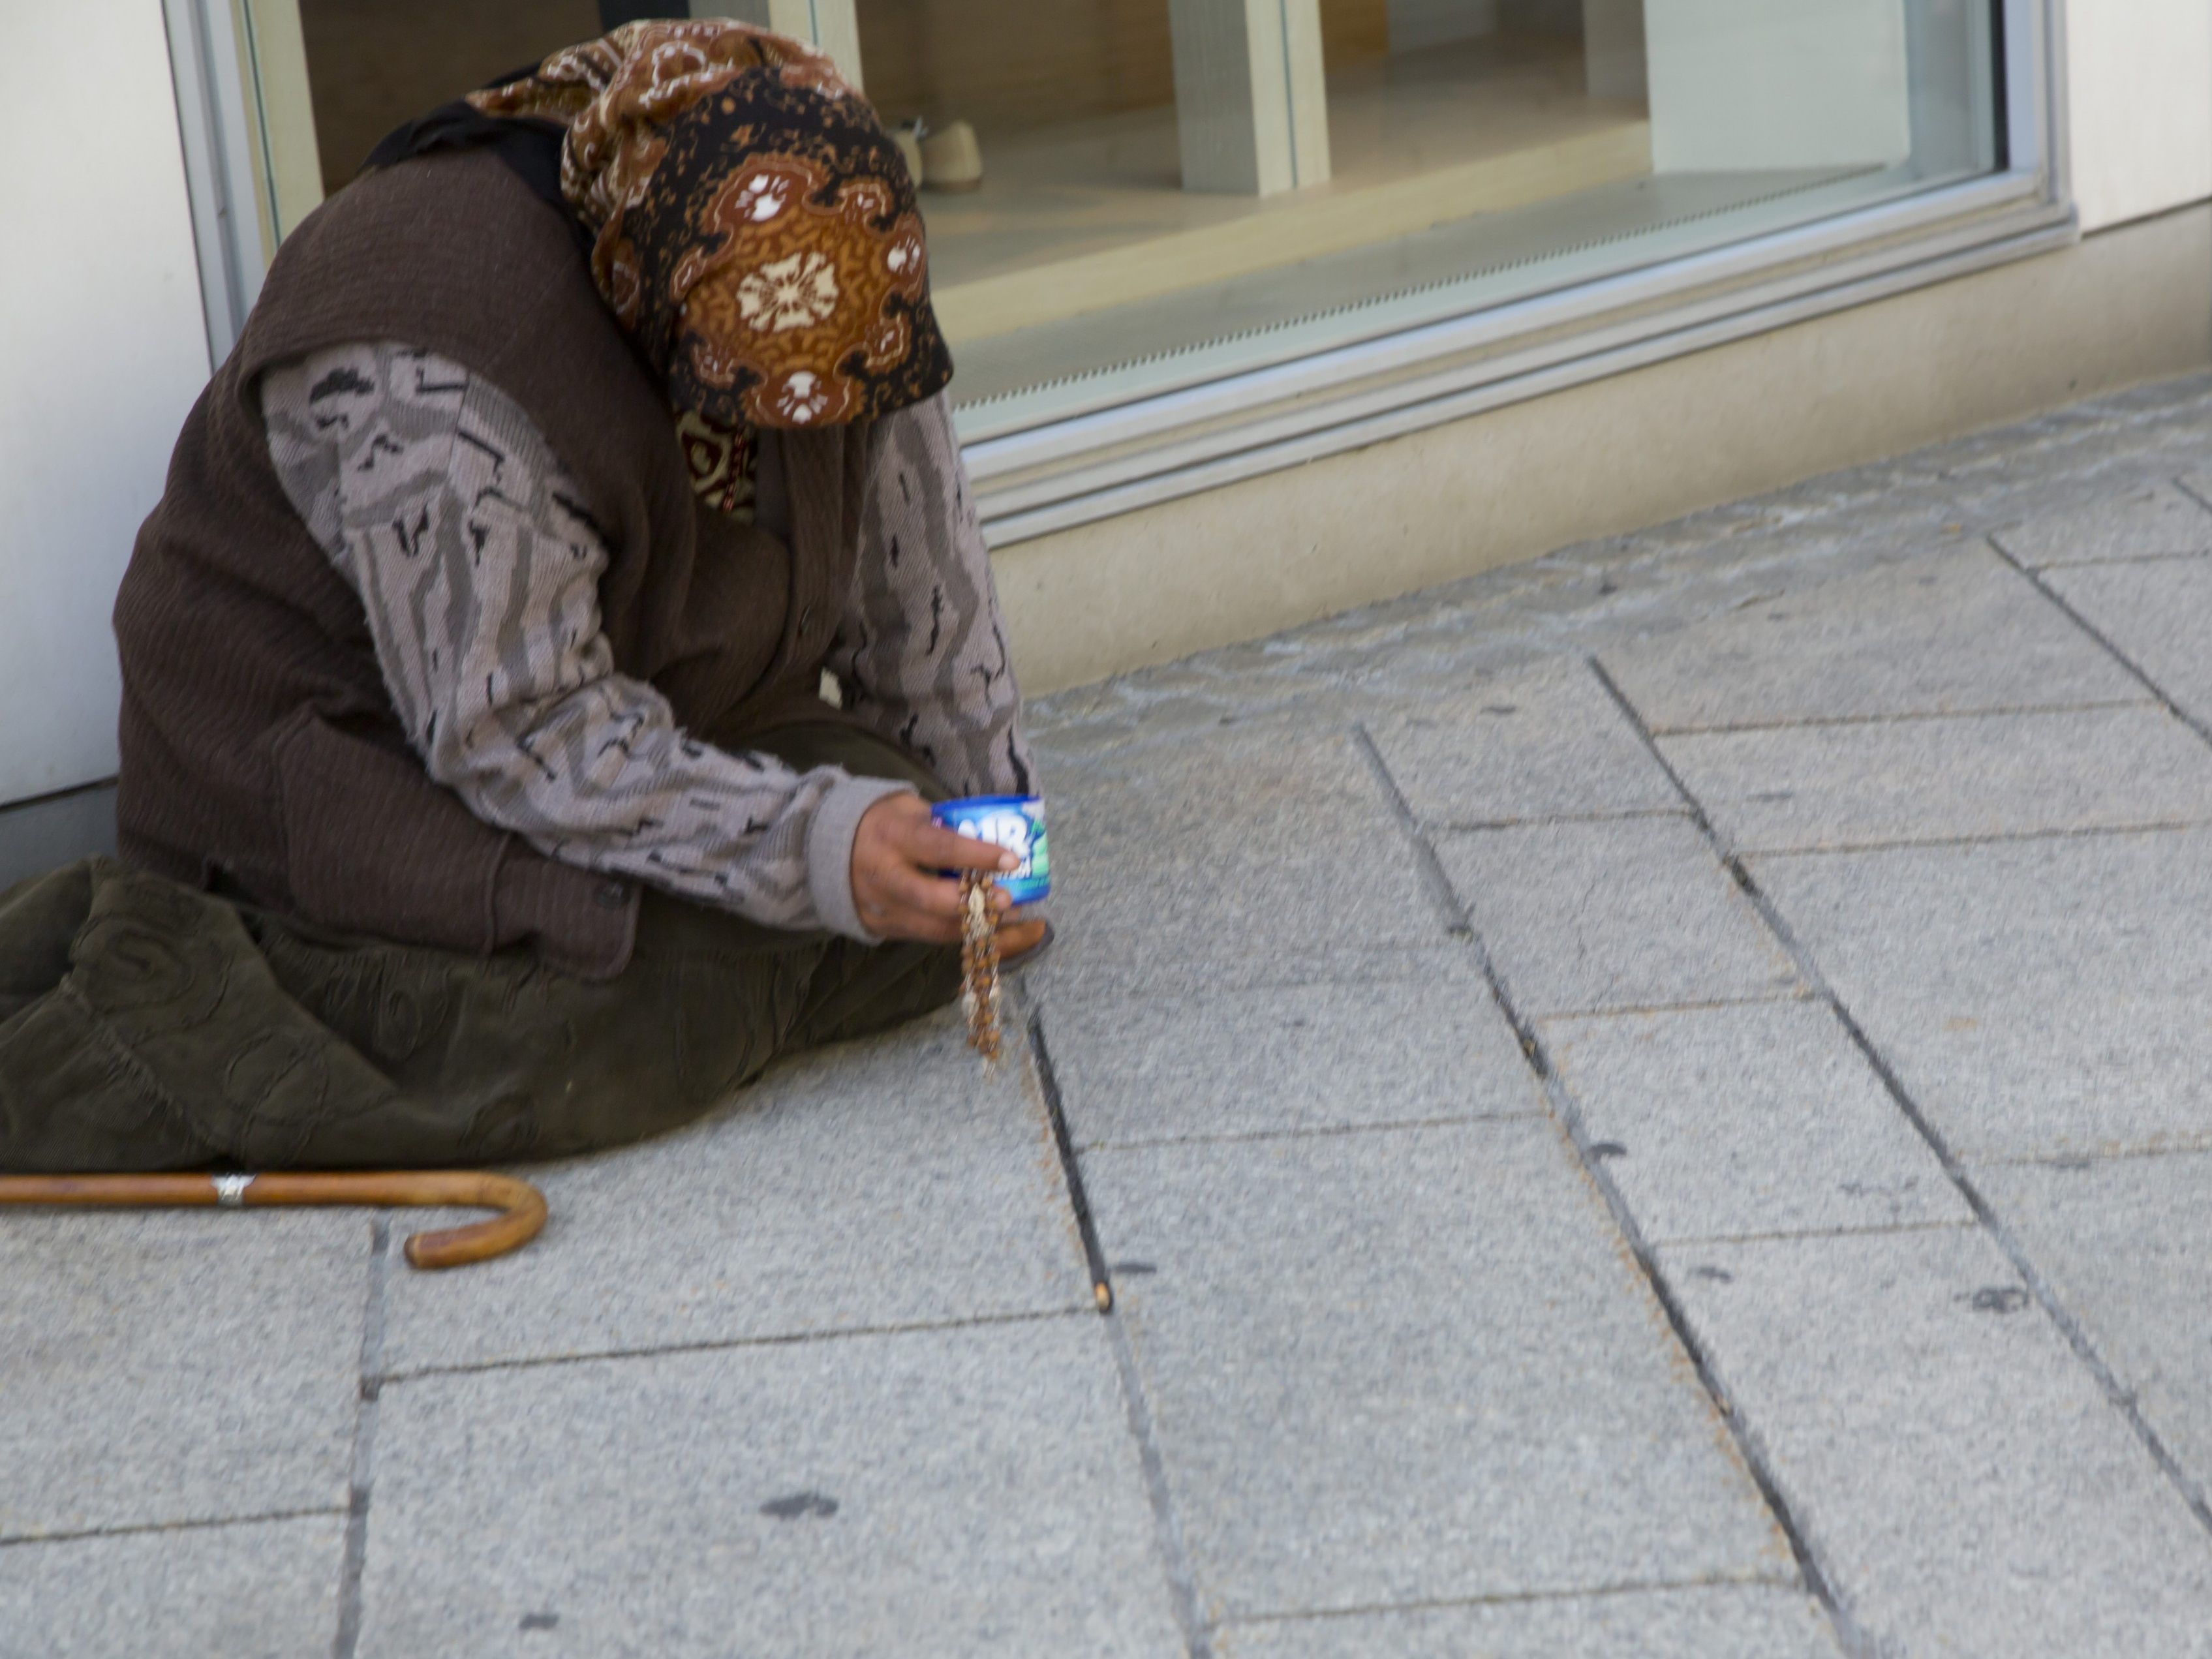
[471,19,951,431]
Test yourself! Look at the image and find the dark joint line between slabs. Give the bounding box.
[1987,536,2212,756]
[1471,667,1872,1656]
[1021,1010,1212,1653]
[1739,819,2212,861]
[1081,1110,1540,1155]
[0,1506,346,1551]
[1353,723,1543,1078]
[1588,652,2212,1549]
[373,1307,1094,1388]
[332,1216,392,1659]
[1026,1010,1114,1315]
[1646,695,2153,738]
[1224,1568,1797,1629]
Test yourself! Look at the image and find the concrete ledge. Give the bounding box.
[996,201,2212,693]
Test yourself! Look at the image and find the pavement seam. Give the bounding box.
[1421,807,1688,832]
[2008,551,2212,572]
[1646,696,2153,737]
[1027,1009,1115,1315]
[1021,1006,1216,1657]
[1729,818,2212,860]
[1973,1142,2212,1170]
[1588,652,2212,1549]
[1524,991,1815,1020]
[0,1506,347,1551]
[1651,1219,1977,1251]
[2174,473,2212,515]
[1988,535,2212,752]
[1533,993,1820,1027]
[1352,712,1869,1658]
[1098,1286,1216,1658]
[1032,955,1475,998]
[1080,1110,1540,1153]
[1217,1568,1804,1629]
[331,1217,392,1659]
[1349,725,1478,944]
[372,1305,1093,1387]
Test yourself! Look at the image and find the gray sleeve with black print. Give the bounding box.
[829,391,1038,801]
[258,341,906,941]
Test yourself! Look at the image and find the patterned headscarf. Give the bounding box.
[470,20,951,431]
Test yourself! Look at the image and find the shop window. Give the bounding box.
[231,2,2006,427]
[886,0,2003,416]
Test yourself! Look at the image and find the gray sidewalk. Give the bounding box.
[7,372,2212,1657]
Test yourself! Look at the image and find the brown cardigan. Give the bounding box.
[112,151,869,979]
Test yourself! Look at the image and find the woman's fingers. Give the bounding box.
[876,870,1017,944]
[882,860,968,925]
[849,793,1026,945]
[900,817,1019,874]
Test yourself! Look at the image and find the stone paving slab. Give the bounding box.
[1214,1584,1841,1658]
[1750,830,2212,1161]
[0,1515,346,1659]
[2044,555,2212,727]
[0,1211,365,1538]
[1598,545,2140,731]
[1662,1226,2212,1659]
[1973,1151,2212,1497]
[358,1317,1180,1658]
[1040,951,1542,1148]
[1992,480,2212,567]
[1034,718,1442,995]
[1437,816,1799,1016]
[1660,703,2212,853]
[1364,659,1680,826]
[1543,999,1967,1244]
[1084,1119,1796,1624]
[379,1011,1093,1378]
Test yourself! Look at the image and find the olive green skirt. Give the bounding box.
[0,724,959,1172]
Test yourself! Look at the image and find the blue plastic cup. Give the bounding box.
[932,795,1051,906]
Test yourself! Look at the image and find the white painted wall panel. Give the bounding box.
[0,1,212,804]
[2067,0,2212,233]
[1645,0,1912,172]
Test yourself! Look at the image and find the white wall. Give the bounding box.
[2066,0,2212,233]
[1644,0,1912,172]
[0,1,213,806]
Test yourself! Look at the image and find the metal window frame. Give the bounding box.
[162,0,270,369]
[962,0,2074,546]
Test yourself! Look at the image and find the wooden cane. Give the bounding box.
[0,1170,547,1270]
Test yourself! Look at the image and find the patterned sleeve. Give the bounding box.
[258,342,908,941]
[826,391,1037,800]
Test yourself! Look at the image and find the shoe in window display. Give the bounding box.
[920,119,984,193]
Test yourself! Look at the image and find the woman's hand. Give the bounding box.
[851,791,1024,945]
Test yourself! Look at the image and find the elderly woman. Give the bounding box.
[0,21,1041,1170]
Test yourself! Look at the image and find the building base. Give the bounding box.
[996,202,2212,693]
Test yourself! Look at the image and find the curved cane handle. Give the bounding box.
[0,1170,548,1270]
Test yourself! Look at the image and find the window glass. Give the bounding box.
[889,0,2003,421]
[260,2,2005,425]
[296,0,602,196]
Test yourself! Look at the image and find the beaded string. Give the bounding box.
[958,872,1002,1061]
